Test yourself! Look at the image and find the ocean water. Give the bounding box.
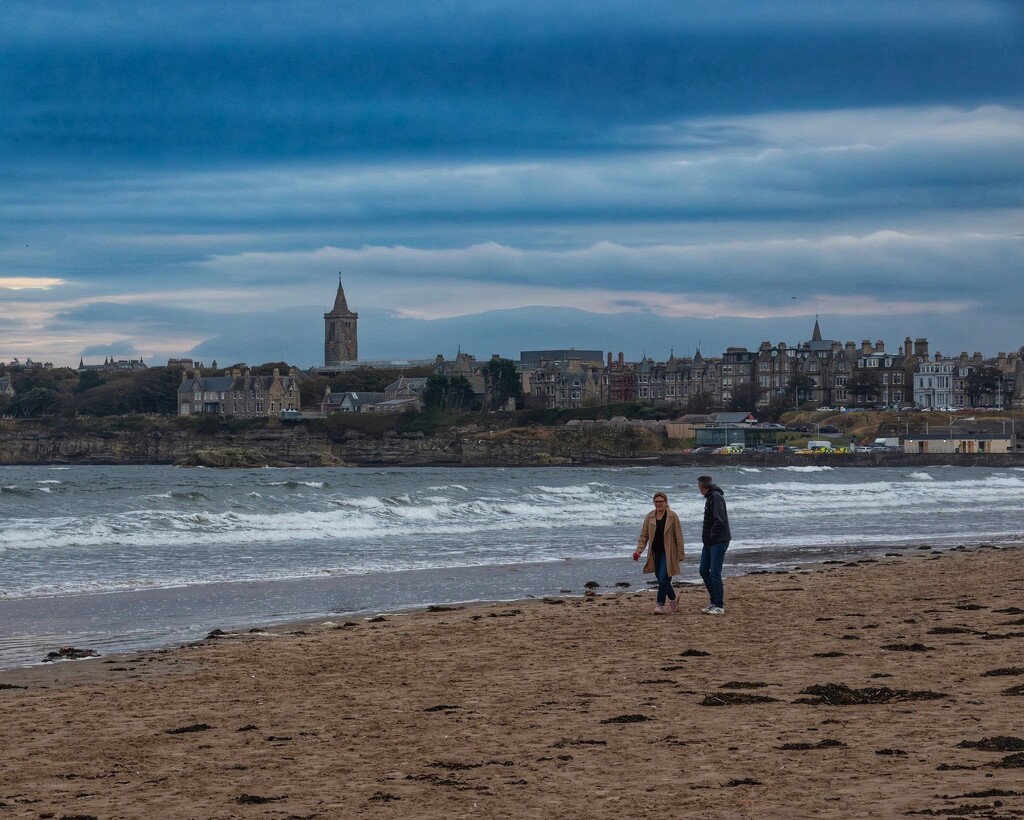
[1,464,1022,668]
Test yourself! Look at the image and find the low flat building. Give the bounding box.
[902,432,1011,454]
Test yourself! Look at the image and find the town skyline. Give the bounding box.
[3,2,1023,368]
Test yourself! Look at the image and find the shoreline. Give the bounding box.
[2,543,1022,817]
[4,537,1016,672]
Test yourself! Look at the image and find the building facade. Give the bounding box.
[178,367,302,417]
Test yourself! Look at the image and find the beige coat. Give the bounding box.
[636,508,684,576]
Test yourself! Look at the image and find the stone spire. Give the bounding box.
[331,273,352,314]
[324,272,359,366]
[811,317,822,342]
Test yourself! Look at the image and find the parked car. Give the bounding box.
[819,425,839,434]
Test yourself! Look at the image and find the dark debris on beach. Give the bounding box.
[701,692,779,707]
[958,737,1024,752]
[778,739,846,751]
[793,683,947,706]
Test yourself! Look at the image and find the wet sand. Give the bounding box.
[2,544,1023,818]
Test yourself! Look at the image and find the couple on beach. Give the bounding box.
[632,476,731,616]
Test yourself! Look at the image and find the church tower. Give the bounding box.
[324,274,358,366]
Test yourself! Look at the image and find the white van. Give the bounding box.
[807,440,834,452]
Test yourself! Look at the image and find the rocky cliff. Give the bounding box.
[0,419,652,467]
[2,418,1022,468]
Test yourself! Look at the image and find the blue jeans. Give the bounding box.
[699,541,729,608]
[655,553,676,606]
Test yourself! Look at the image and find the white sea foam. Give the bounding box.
[907,472,934,481]
[36,480,62,485]
[3,464,1023,604]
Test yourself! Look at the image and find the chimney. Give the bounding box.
[875,340,884,353]
[914,338,928,358]
[618,351,624,366]
[607,352,613,367]
[861,340,872,355]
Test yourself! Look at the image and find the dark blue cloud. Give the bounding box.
[3,1,1022,168]
[2,1,1023,366]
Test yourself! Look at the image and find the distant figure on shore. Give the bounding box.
[633,491,685,614]
[697,475,731,615]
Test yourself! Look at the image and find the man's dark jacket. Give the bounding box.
[701,484,732,546]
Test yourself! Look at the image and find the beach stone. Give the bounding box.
[42,646,99,662]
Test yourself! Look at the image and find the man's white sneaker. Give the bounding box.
[708,606,725,615]
[700,603,715,614]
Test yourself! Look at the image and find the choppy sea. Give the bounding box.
[2,464,1022,669]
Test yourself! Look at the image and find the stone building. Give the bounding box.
[529,356,603,409]
[79,356,148,373]
[178,367,302,417]
[950,350,1020,409]
[324,275,358,366]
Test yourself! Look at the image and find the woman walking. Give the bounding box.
[633,491,685,614]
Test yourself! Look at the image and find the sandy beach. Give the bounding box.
[2,544,1023,819]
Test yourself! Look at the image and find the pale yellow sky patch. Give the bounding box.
[0,277,64,290]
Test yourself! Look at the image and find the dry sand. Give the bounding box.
[2,544,1023,819]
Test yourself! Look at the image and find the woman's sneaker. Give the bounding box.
[668,598,678,614]
[653,605,664,615]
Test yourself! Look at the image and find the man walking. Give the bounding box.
[697,475,731,615]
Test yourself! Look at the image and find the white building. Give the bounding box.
[913,360,954,409]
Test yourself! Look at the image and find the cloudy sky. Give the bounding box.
[2,1,1022,368]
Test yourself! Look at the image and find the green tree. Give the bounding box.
[301,377,330,409]
[74,368,179,416]
[759,393,791,423]
[481,358,523,411]
[727,381,763,412]
[13,387,58,417]
[683,391,716,414]
[847,370,881,405]
[786,373,814,407]
[74,369,106,394]
[965,365,1003,407]
[422,374,450,410]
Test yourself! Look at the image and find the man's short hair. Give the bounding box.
[697,475,714,489]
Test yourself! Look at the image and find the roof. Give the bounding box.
[330,391,385,408]
[713,412,757,424]
[905,433,1010,441]
[178,376,235,394]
